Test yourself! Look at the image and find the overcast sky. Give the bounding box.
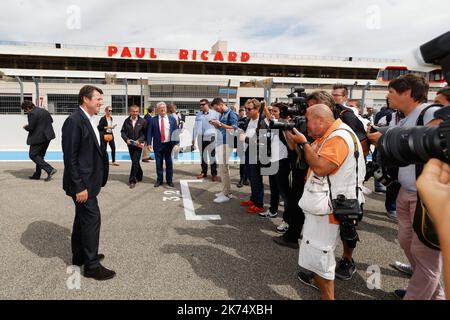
[0,0,448,59]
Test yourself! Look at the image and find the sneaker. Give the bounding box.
[215,192,224,198]
[390,261,413,277]
[335,257,357,281]
[375,186,387,194]
[386,211,398,222]
[276,221,289,233]
[214,194,231,204]
[297,270,319,290]
[240,200,254,207]
[247,205,265,214]
[258,210,278,218]
[393,289,407,299]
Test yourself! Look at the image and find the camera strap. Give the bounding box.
[325,128,360,202]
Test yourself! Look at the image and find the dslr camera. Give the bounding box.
[378,106,450,167]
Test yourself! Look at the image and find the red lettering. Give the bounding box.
[135,48,145,58]
[214,51,224,62]
[228,51,237,62]
[108,46,118,57]
[241,52,250,63]
[179,49,189,60]
[201,51,209,61]
[121,47,132,58]
[192,50,197,61]
[150,48,157,59]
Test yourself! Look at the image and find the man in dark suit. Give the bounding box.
[147,102,179,188]
[121,105,147,189]
[62,85,115,281]
[22,101,57,181]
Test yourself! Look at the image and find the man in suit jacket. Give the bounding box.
[147,102,179,188]
[21,101,57,181]
[120,105,147,189]
[62,85,115,281]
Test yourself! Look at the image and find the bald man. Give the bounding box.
[286,104,366,300]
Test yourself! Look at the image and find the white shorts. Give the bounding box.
[298,213,340,280]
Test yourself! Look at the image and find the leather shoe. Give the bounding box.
[83,264,116,281]
[154,181,163,188]
[167,182,175,188]
[73,254,105,267]
[29,175,40,180]
[44,169,57,182]
[273,236,299,249]
[197,173,207,179]
[129,183,136,189]
[211,176,221,182]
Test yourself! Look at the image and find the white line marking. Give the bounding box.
[180,180,221,221]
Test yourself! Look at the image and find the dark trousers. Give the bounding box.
[107,139,116,163]
[283,167,306,242]
[155,143,174,183]
[275,159,292,219]
[246,162,264,208]
[128,146,143,183]
[198,136,217,176]
[239,164,248,183]
[385,166,400,212]
[269,174,279,214]
[29,141,53,177]
[71,197,101,269]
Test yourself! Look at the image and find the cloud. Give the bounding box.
[0,0,448,59]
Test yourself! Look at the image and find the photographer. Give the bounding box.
[288,104,365,300]
[239,99,268,214]
[307,90,367,280]
[258,104,290,222]
[236,108,249,188]
[367,74,445,300]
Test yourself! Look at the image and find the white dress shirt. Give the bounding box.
[80,106,100,146]
[159,115,171,143]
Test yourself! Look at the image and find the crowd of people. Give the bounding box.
[20,80,450,299]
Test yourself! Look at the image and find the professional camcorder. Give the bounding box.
[270,87,308,134]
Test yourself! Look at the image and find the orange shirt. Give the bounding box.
[308,119,349,177]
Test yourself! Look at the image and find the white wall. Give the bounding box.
[0,114,196,151]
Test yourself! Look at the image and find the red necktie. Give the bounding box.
[160,116,166,142]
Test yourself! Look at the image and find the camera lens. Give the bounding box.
[379,126,447,167]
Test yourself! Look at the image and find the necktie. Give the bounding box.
[160,116,166,143]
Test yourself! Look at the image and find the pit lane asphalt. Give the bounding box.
[0,161,411,300]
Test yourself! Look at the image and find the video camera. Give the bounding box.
[270,87,308,135]
[376,32,450,167]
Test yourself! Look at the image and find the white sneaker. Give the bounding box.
[277,221,289,233]
[259,210,278,218]
[214,194,231,203]
[215,192,224,198]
